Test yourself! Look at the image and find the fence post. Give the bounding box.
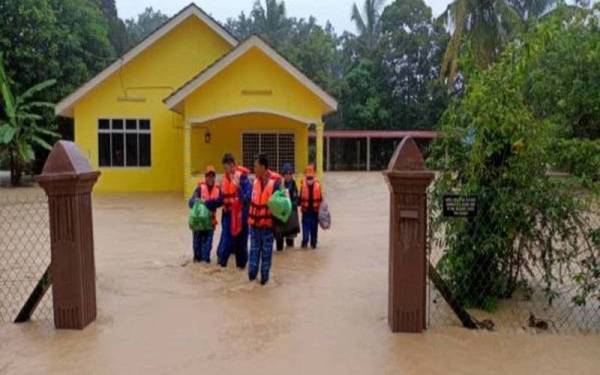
[383,137,434,333]
[36,141,100,329]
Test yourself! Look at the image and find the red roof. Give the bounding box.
[309,130,437,139]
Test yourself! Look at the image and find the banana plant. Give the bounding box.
[0,53,58,186]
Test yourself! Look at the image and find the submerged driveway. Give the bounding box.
[1,172,599,374]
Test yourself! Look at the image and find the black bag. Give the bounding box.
[274,208,300,237]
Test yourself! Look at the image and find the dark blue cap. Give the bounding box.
[282,163,294,174]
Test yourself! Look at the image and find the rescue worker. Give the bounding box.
[299,165,323,249]
[217,153,252,269]
[248,153,280,285]
[274,163,299,251]
[188,165,222,263]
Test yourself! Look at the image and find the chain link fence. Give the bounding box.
[0,189,53,322]
[427,191,600,333]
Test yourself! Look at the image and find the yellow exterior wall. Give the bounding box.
[72,16,233,192]
[183,47,328,123]
[187,113,308,194]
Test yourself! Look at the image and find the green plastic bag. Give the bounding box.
[268,189,292,223]
[189,201,213,232]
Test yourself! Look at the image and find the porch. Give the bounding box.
[182,111,324,196]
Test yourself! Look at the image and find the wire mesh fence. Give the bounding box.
[427,192,600,334]
[0,189,53,323]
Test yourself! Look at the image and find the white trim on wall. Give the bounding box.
[188,108,317,126]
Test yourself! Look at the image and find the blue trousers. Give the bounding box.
[217,213,248,268]
[249,227,274,283]
[193,230,214,262]
[302,211,319,248]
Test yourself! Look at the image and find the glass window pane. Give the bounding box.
[98,133,111,166]
[139,119,150,130]
[126,119,137,130]
[126,133,139,166]
[112,119,124,130]
[139,134,151,167]
[99,119,109,130]
[111,133,124,166]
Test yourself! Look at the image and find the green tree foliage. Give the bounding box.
[281,19,342,92]
[351,0,386,54]
[428,6,600,310]
[378,0,450,129]
[0,0,115,112]
[226,0,341,94]
[93,0,129,55]
[126,7,170,47]
[439,0,556,86]
[0,0,115,172]
[521,6,600,140]
[336,59,391,129]
[0,54,58,185]
[335,0,449,131]
[226,0,291,47]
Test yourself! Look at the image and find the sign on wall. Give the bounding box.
[442,195,478,218]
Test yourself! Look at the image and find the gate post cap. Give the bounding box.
[383,137,434,185]
[388,137,424,171]
[36,141,99,182]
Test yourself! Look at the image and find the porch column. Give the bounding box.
[326,136,331,172]
[183,121,192,198]
[366,136,371,171]
[315,121,324,180]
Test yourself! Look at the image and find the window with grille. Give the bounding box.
[98,119,151,167]
[242,133,295,172]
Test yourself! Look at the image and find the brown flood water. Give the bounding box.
[1,173,599,374]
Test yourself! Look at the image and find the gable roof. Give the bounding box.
[164,35,338,114]
[55,3,238,118]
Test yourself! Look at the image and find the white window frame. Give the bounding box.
[98,118,152,168]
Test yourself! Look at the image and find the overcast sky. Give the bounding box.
[116,0,452,34]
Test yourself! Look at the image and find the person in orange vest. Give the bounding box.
[248,153,281,285]
[217,154,252,269]
[188,165,222,263]
[299,165,323,249]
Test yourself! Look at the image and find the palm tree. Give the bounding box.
[251,0,290,46]
[351,0,386,51]
[0,53,58,186]
[440,0,557,86]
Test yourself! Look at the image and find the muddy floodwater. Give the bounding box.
[1,173,599,374]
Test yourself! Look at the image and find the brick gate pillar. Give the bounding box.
[36,141,100,329]
[383,137,434,333]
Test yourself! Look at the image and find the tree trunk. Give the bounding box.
[9,151,22,186]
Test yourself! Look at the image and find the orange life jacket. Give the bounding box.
[300,179,322,212]
[248,177,276,229]
[268,170,282,181]
[221,166,249,213]
[199,182,220,226]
